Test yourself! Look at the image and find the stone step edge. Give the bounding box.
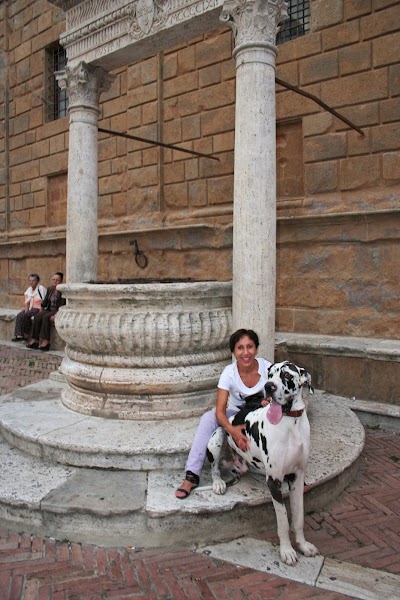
[275,332,400,362]
[0,458,361,549]
[0,388,368,470]
[337,395,400,419]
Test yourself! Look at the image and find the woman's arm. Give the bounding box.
[215,388,249,452]
[23,289,30,312]
[41,288,50,309]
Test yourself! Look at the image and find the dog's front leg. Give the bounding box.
[267,477,298,565]
[208,428,227,495]
[289,472,319,558]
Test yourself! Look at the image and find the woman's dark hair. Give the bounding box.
[28,274,40,282]
[55,272,64,281]
[229,329,259,353]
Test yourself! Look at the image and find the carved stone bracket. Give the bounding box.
[56,61,116,112]
[220,0,288,51]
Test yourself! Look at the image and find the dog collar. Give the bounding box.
[284,409,304,418]
[265,398,304,418]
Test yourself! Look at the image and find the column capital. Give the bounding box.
[56,61,116,112]
[220,0,288,53]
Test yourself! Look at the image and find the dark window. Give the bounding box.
[46,44,68,121]
[276,0,310,44]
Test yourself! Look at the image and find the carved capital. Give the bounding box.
[220,0,288,50]
[56,61,116,111]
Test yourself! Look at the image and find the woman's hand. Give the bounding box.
[228,424,249,452]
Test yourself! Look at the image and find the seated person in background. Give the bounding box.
[11,274,47,342]
[26,272,65,352]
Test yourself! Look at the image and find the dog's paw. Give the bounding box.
[280,544,298,566]
[298,541,319,557]
[212,478,227,495]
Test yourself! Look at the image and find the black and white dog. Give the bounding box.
[207,361,319,565]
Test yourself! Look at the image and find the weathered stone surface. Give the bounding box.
[56,281,232,419]
[304,133,346,162]
[383,152,400,181]
[322,20,359,51]
[311,0,343,31]
[304,161,338,194]
[340,156,380,190]
[300,52,339,85]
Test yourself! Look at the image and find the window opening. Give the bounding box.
[276,0,310,44]
[46,44,68,121]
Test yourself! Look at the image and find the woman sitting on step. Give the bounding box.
[11,274,47,342]
[175,328,272,499]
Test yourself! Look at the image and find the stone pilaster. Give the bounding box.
[221,0,287,361]
[56,62,115,283]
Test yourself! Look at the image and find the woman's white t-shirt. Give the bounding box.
[218,357,272,411]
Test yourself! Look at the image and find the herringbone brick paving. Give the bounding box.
[258,430,400,575]
[0,343,399,599]
[0,344,62,395]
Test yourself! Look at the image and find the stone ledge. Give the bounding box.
[275,332,400,362]
[0,308,65,350]
[0,309,19,322]
[275,332,400,405]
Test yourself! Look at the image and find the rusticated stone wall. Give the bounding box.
[0,0,399,340]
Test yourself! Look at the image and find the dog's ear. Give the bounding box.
[299,368,314,394]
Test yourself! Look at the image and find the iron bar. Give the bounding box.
[275,77,365,136]
[98,127,220,160]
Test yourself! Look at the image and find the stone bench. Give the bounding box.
[0,308,65,351]
[275,332,400,406]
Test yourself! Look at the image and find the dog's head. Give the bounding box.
[264,362,313,421]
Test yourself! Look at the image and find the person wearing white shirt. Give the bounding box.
[11,274,47,342]
[175,329,272,499]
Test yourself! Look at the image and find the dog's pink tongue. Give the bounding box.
[267,401,283,425]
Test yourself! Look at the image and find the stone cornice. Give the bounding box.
[54,0,225,67]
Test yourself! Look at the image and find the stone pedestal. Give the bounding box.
[56,281,232,419]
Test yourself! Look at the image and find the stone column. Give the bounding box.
[221,0,287,361]
[57,62,114,283]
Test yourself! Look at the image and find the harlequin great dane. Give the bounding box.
[207,361,318,565]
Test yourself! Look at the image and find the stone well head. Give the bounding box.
[55,281,232,420]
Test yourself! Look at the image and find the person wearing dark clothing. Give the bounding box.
[26,272,65,351]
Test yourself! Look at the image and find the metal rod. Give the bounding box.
[275,77,365,136]
[98,127,220,160]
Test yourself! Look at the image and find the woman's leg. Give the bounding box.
[13,310,26,339]
[22,308,39,339]
[38,310,57,347]
[176,407,237,498]
[29,311,45,342]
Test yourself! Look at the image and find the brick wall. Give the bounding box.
[0,0,399,339]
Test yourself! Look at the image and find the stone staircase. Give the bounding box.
[1,329,398,548]
[0,377,365,548]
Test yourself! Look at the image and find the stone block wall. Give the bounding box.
[0,0,399,340]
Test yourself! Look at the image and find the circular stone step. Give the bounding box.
[0,380,365,548]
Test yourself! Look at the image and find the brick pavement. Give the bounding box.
[0,343,399,599]
[0,343,62,396]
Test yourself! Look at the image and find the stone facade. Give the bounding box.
[0,0,399,340]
